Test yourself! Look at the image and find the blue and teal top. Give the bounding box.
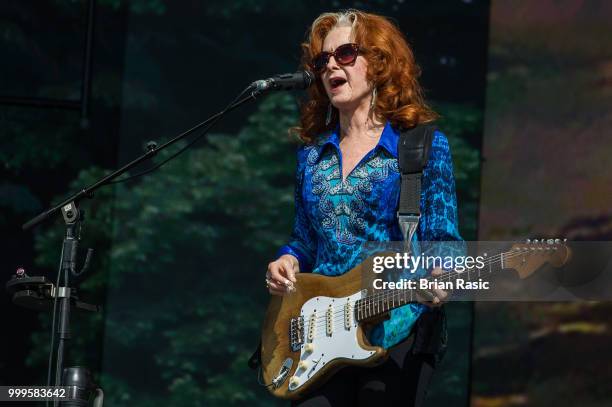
[277,121,462,348]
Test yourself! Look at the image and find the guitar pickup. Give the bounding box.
[326,304,333,336]
[308,312,316,343]
[344,300,352,330]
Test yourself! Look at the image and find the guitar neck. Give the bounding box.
[354,249,509,322]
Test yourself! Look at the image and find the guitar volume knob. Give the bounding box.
[289,376,300,389]
[304,343,315,353]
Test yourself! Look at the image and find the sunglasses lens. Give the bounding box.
[312,52,330,72]
[311,44,358,73]
[336,44,358,64]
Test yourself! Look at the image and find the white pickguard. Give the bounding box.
[287,290,376,392]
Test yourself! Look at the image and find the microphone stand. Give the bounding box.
[21,82,271,405]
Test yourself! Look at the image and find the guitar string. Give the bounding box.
[302,247,554,331]
[303,249,537,340]
[303,248,539,330]
[307,246,561,331]
[353,247,552,315]
[308,248,534,321]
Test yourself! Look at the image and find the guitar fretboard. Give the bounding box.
[354,249,509,321]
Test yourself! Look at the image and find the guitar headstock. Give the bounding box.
[505,238,572,279]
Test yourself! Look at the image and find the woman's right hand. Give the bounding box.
[266,254,300,296]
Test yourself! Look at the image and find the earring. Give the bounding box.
[325,102,333,127]
[369,87,377,111]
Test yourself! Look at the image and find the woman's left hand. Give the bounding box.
[417,267,449,307]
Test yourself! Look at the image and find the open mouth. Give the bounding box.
[329,77,347,89]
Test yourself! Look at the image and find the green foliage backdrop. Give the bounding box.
[2,1,487,405]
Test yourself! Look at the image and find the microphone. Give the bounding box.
[251,71,314,92]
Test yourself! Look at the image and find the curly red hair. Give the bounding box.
[294,9,438,144]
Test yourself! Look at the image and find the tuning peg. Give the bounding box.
[554,238,560,244]
[526,238,531,243]
[547,239,554,244]
[533,239,539,243]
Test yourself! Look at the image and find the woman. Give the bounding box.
[266,9,462,407]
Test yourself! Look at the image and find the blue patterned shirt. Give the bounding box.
[277,121,462,348]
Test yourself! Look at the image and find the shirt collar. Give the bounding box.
[378,121,399,158]
[316,121,399,160]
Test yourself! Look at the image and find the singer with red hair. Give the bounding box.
[266,9,462,406]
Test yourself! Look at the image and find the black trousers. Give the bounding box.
[290,337,436,407]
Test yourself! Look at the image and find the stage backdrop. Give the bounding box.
[1,1,488,406]
[474,1,612,406]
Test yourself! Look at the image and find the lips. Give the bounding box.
[329,77,347,89]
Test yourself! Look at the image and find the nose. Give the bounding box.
[325,55,340,72]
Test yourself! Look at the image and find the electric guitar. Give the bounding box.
[259,239,571,399]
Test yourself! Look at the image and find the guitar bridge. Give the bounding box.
[289,316,304,352]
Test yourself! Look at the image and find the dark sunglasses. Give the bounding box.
[311,43,360,74]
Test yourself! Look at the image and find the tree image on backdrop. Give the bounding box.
[1,0,486,404]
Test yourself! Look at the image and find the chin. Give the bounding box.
[330,95,353,110]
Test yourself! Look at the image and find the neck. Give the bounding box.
[338,99,383,141]
[354,248,512,322]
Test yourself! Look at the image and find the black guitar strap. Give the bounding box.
[398,124,448,362]
[397,124,436,243]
